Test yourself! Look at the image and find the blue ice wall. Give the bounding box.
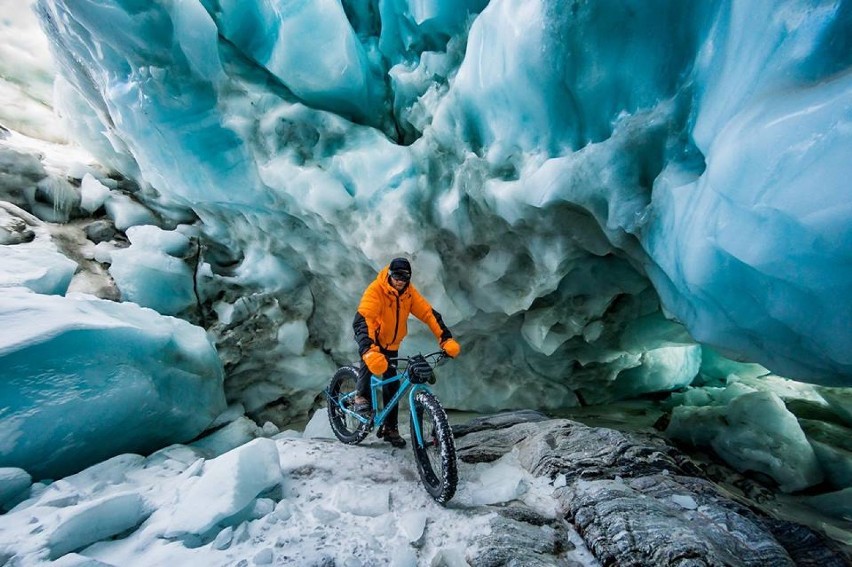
[31,0,852,404]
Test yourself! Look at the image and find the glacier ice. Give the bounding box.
[666,375,852,493]
[0,0,63,143]
[0,203,76,295]
[666,388,823,492]
[47,492,149,559]
[107,225,197,316]
[204,0,385,126]
[0,0,848,493]
[78,173,110,214]
[0,286,225,479]
[30,0,852,415]
[159,438,281,537]
[0,467,31,509]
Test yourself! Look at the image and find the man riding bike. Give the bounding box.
[352,257,461,447]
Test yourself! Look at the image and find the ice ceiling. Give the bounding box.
[0,0,850,478]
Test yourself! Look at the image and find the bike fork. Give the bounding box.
[408,386,428,448]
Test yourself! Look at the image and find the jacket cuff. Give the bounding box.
[358,340,374,356]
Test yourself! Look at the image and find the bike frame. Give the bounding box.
[334,355,442,448]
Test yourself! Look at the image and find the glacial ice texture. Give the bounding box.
[24,0,852,424]
[0,286,226,478]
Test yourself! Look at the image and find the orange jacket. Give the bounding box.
[353,265,452,354]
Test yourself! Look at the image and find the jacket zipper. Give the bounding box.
[389,293,400,346]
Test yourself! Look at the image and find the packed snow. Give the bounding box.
[0,413,600,566]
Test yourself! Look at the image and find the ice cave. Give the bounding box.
[0,0,850,565]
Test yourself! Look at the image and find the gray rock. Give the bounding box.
[466,504,579,567]
[455,421,545,464]
[0,208,35,244]
[514,419,703,481]
[456,416,851,566]
[83,219,119,243]
[453,410,552,464]
[452,410,550,437]
[563,474,796,566]
[468,515,566,566]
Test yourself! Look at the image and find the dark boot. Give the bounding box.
[352,395,371,415]
[377,425,406,448]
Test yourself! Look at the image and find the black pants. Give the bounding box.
[356,348,400,430]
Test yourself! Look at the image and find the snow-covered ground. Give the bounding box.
[5,406,851,566]
[0,412,601,566]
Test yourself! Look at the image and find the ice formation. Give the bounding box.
[0,0,850,491]
[0,286,226,478]
[29,0,850,398]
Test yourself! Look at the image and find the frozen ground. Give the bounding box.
[0,412,601,566]
[3,406,850,566]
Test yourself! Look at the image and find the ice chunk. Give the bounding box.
[671,494,697,510]
[612,346,701,399]
[47,492,149,559]
[212,526,234,550]
[252,548,274,565]
[463,456,528,506]
[191,416,263,458]
[667,390,823,492]
[163,438,281,536]
[103,193,157,232]
[0,467,31,508]
[302,409,334,440]
[0,287,225,479]
[0,203,76,295]
[0,246,76,295]
[108,225,196,315]
[79,173,110,213]
[399,510,427,543]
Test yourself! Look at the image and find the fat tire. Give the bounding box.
[410,390,457,504]
[327,366,370,444]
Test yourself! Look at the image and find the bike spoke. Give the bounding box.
[327,366,370,445]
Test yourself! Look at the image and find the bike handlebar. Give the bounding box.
[388,351,448,367]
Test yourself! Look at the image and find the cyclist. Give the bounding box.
[352,257,461,447]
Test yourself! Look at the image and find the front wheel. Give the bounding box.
[327,366,370,444]
[410,390,457,504]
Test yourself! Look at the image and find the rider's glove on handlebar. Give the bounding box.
[440,338,461,358]
[363,345,388,375]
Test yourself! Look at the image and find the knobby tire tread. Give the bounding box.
[410,390,458,504]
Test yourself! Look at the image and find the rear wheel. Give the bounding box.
[327,366,370,444]
[409,390,457,504]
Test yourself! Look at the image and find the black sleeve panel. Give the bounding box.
[431,308,453,341]
[353,312,374,355]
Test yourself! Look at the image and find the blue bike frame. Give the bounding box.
[337,368,433,448]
